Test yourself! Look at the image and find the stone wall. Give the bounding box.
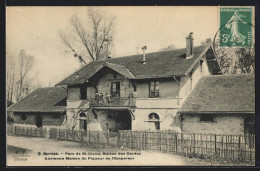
[181,114,245,135]
[13,112,65,127]
[132,108,181,131]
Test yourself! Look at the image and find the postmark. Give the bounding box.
[219,7,253,47]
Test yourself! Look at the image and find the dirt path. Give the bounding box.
[7,136,218,166]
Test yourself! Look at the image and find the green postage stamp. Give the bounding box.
[220,7,253,47]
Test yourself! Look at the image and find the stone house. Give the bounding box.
[7,87,67,128]
[178,74,255,135]
[56,33,221,132]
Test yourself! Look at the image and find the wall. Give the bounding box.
[68,71,180,100]
[179,75,192,101]
[135,79,179,98]
[96,71,134,98]
[68,88,80,100]
[191,63,201,90]
[132,108,181,131]
[67,108,131,132]
[182,114,245,135]
[179,56,211,103]
[42,113,65,126]
[13,112,65,127]
[201,55,211,76]
[131,98,181,131]
[13,113,35,125]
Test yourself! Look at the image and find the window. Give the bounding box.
[80,87,87,100]
[149,81,159,98]
[148,113,159,120]
[148,113,160,130]
[21,113,27,120]
[200,115,214,122]
[111,82,120,97]
[80,113,87,118]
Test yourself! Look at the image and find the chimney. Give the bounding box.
[141,46,147,64]
[186,32,194,59]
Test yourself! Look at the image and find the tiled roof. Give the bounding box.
[179,74,255,113]
[7,87,67,113]
[56,45,210,86]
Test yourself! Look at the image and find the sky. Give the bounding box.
[6,6,218,87]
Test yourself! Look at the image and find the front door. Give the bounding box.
[36,114,42,128]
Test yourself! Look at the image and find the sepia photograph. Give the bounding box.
[6,6,255,166]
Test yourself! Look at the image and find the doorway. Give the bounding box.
[116,111,131,130]
[244,115,255,134]
[244,115,255,149]
[36,114,42,128]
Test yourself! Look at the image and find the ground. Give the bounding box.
[6,136,253,166]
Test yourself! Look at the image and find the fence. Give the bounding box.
[118,130,255,163]
[7,125,47,138]
[49,128,119,147]
[7,125,255,163]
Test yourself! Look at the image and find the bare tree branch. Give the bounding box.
[59,8,116,64]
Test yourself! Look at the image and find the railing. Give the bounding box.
[67,97,182,108]
[89,97,136,107]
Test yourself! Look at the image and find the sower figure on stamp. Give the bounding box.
[225,9,247,45]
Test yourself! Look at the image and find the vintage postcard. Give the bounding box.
[6,6,255,166]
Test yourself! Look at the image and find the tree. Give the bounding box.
[214,44,234,74]
[234,45,255,73]
[15,50,34,101]
[59,8,116,65]
[6,54,16,103]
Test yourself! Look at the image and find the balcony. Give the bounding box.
[67,97,181,110]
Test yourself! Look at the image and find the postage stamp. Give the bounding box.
[220,7,253,47]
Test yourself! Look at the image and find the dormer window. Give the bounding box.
[149,81,159,98]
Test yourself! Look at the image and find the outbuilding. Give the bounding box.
[178,74,255,135]
[7,87,67,128]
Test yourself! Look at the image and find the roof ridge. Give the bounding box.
[56,45,210,86]
[98,45,207,62]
